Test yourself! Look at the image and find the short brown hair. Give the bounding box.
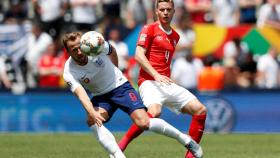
[62,32,82,51]
[155,0,174,8]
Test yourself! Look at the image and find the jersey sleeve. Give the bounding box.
[63,68,81,93]
[137,25,153,49]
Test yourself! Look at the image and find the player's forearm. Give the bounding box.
[82,101,96,116]
[74,87,97,115]
[135,46,159,78]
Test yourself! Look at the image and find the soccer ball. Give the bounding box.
[80,31,105,57]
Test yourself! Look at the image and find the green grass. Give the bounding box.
[0,133,280,158]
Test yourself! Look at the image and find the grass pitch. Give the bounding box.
[0,133,279,158]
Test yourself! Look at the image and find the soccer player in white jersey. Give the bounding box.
[62,32,203,158]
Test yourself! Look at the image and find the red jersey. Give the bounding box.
[137,22,180,86]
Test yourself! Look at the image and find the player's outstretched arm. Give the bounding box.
[74,86,105,126]
[135,45,159,78]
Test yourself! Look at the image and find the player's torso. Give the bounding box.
[139,23,179,83]
[148,27,178,67]
[69,55,127,95]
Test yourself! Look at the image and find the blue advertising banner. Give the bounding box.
[0,90,279,133]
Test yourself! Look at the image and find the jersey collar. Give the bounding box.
[158,24,172,35]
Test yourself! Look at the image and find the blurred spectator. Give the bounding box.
[38,42,64,88]
[3,0,29,24]
[197,54,224,92]
[212,0,240,27]
[223,37,249,66]
[59,47,70,64]
[238,0,263,24]
[172,0,186,26]
[0,2,3,23]
[0,55,26,94]
[102,1,131,40]
[257,0,280,30]
[69,0,100,32]
[256,47,279,89]
[108,28,129,72]
[172,13,201,89]
[0,55,12,89]
[223,56,240,89]
[126,0,154,29]
[32,0,68,40]
[184,0,212,23]
[25,22,53,88]
[237,52,257,88]
[103,17,131,41]
[223,37,255,88]
[174,13,196,59]
[171,52,203,89]
[102,0,121,19]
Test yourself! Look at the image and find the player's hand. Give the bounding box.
[89,112,105,127]
[154,74,173,85]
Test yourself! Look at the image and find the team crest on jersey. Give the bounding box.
[81,74,90,84]
[156,36,163,41]
[83,78,90,84]
[93,57,104,67]
[139,34,147,42]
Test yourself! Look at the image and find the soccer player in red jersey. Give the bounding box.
[118,1,207,158]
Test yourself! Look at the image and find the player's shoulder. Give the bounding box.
[63,58,71,71]
[63,58,80,76]
[63,58,72,75]
[172,28,180,38]
[142,22,159,31]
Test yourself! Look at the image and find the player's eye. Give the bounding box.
[72,48,78,53]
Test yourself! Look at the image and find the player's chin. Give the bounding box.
[77,55,87,62]
[161,18,170,24]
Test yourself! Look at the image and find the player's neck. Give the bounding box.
[158,22,172,34]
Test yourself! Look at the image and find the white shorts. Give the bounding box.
[139,80,196,114]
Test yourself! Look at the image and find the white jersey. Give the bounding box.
[63,42,128,96]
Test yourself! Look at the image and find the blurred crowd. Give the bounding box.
[0,0,280,94]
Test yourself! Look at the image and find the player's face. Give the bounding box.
[156,2,174,25]
[67,37,88,64]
